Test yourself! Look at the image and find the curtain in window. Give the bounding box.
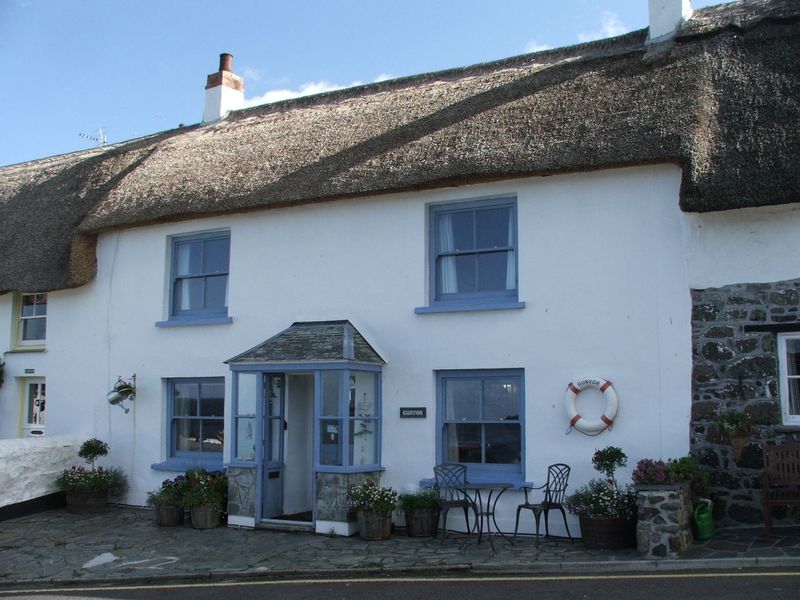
[438,213,458,294]
[505,214,515,291]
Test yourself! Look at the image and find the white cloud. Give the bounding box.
[524,40,552,53]
[243,74,392,108]
[241,66,263,82]
[578,11,630,42]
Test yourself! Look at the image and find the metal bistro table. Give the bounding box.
[458,482,514,549]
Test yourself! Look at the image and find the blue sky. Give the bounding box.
[0,0,728,167]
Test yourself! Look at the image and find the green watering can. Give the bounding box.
[693,499,715,541]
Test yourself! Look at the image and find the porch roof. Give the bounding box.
[225,320,385,366]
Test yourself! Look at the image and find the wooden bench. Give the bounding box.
[763,443,800,534]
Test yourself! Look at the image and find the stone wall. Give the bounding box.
[227,467,256,518]
[0,435,81,508]
[636,483,693,558]
[315,470,383,522]
[691,277,800,526]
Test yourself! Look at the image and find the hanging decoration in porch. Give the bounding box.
[107,374,136,414]
[564,376,618,436]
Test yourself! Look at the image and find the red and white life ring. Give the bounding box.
[565,377,618,435]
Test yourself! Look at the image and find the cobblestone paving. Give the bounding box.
[0,508,798,586]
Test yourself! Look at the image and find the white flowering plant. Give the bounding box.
[563,478,637,519]
[347,480,398,515]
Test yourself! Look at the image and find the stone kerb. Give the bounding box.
[635,481,693,558]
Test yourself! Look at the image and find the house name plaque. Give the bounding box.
[400,407,426,418]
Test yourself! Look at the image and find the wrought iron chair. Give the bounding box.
[433,463,477,543]
[513,463,573,546]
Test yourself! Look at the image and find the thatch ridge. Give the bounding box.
[1,0,798,293]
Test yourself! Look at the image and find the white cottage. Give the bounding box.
[1,0,799,532]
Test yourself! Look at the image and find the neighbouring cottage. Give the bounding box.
[0,0,798,535]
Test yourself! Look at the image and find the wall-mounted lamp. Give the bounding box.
[107,374,136,413]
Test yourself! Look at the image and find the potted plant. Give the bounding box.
[398,489,440,537]
[564,446,637,549]
[347,480,398,540]
[183,469,228,529]
[55,438,127,513]
[147,475,188,526]
[719,410,753,461]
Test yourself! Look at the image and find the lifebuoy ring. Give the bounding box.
[565,377,618,435]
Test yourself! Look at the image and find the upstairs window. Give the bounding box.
[778,333,800,426]
[167,231,230,324]
[421,197,522,313]
[16,293,47,347]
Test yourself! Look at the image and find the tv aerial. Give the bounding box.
[79,127,107,147]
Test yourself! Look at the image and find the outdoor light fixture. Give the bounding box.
[107,374,136,413]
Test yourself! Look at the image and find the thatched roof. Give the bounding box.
[1,0,798,293]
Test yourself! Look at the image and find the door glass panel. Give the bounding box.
[787,339,800,376]
[268,376,282,416]
[27,382,46,425]
[321,371,342,416]
[236,417,256,460]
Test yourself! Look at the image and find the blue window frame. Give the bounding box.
[421,197,522,313]
[163,231,230,325]
[437,369,524,482]
[166,377,224,468]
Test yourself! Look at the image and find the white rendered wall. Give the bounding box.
[0,436,81,507]
[684,203,800,289]
[5,164,698,535]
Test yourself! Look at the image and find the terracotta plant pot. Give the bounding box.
[579,515,637,549]
[65,490,108,514]
[190,504,220,529]
[154,504,185,526]
[357,510,392,540]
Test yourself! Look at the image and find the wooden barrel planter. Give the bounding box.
[357,511,392,540]
[190,505,221,529]
[405,507,440,537]
[154,504,185,526]
[579,515,637,549]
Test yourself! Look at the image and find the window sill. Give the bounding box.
[314,465,385,474]
[155,315,233,328]
[7,346,46,353]
[225,460,257,468]
[415,301,525,314]
[151,457,224,472]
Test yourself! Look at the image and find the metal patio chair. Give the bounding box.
[433,463,477,543]
[513,463,573,546]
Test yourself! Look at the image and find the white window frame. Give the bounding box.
[13,293,47,348]
[777,332,800,426]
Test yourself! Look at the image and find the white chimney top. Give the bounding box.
[648,0,693,43]
[202,53,245,122]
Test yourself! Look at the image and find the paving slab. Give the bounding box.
[0,507,798,589]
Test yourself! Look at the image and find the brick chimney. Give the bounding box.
[202,53,244,122]
[648,0,692,43]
